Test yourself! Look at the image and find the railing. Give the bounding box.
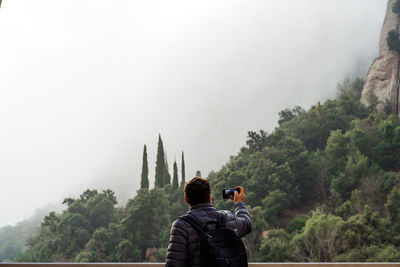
[1,263,400,267]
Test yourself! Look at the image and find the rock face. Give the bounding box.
[361,51,399,113]
[361,0,400,115]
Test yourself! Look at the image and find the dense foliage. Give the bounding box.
[208,78,400,261]
[6,78,400,262]
[0,207,60,262]
[0,217,40,262]
[393,0,400,17]
[387,30,400,53]
[387,1,400,53]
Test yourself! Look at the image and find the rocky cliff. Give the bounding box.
[361,0,400,114]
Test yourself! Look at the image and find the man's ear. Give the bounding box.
[209,194,211,203]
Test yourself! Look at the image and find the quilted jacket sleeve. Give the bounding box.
[225,201,252,238]
[165,219,188,267]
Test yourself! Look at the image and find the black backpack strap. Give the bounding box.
[217,211,227,228]
[179,213,205,234]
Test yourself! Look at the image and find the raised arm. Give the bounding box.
[225,186,252,237]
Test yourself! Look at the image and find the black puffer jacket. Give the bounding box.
[165,202,251,267]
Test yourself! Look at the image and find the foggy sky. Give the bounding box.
[0,0,387,228]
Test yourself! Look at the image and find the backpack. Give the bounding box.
[179,211,248,267]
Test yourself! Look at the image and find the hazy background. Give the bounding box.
[0,0,387,228]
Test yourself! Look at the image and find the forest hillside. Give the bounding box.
[3,78,400,262]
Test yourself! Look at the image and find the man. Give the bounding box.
[165,177,252,267]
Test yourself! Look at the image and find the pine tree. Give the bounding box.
[172,160,179,189]
[140,144,149,189]
[155,135,165,187]
[181,151,186,187]
[164,156,171,185]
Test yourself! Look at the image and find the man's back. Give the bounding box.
[165,202,251,267]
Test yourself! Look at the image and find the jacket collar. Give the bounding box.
[189,202,213,211]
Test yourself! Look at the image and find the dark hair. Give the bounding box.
[184,177,210,206]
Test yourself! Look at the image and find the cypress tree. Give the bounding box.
[181,151,186,187]
[164,156,171,185]
[155,134,165,187]
[172,160,179,189]
[140,144,149,189]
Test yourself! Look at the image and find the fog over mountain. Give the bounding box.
[0,0,386,228]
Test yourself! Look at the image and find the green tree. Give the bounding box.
[335,200,357,220]
[155,135,166,188]
[164,156,171,185]
[337,78,364,103]
[262,190,289,227]
[86,193,117,229]
[140,144,149,189]
[385,187,400,232]
[258,229,291,262]
[291,210,345,262]
[76,222,140,262]
[387,30,400,52]
[393,0,400,16]
[374,117,400,170]
[246,130,268,152]
[325,130,349,165]
[76,226,118,262]
[331,151,370,199]
[287,215,308,233]
[242,206,267,261]
[115,239,140,262]
[172,160,179,189]
[0,209,47,262]
[121,188,170,260]
[281,101,352,150]
[366,91,380,112]
[19,189,118,262]
[336,205,392,258]
[166,184,188,221]
[278,106,304,126]
[181,151,186,187]
[371,245,400,262]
